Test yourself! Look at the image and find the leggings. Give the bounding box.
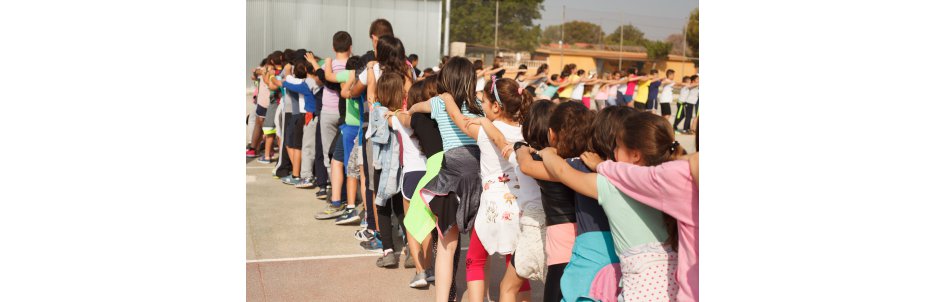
[544,263,567,302]
[376,192,404,251]
[465,229,533,292]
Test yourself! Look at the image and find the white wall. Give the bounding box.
[246,0,443,88]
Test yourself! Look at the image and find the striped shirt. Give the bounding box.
[430,95,481,151]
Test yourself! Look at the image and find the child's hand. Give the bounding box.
[580,152,603,172]
[501,144,514,159]
[367,61,378,69]
[304,53,318,66]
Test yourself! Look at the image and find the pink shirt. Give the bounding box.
[596,159,698,302]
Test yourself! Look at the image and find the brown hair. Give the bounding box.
[548,101,593,158]
[590,106,637,160]
[618,113,685,166]
[369,19,394,38]
[376,72,406,110]
[618,112,685,251]
[522,100,557,150]
[407,78,443,109]
[483,77,534,123]
[439,57,482,115]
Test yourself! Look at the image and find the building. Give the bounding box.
[533,46,697,77]
[246,0,443,88]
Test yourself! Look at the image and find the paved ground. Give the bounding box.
[245,93,695,301]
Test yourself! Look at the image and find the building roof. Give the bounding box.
[534,47,689,62]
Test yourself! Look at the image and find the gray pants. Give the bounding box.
[319,111,341,167]
[300,115,319,179]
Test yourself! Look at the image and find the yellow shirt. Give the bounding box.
[634,79,651,103]
[558,75,580,99]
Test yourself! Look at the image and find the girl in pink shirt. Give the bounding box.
[584,126,699,302]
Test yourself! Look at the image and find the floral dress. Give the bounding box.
[472,121,524,255]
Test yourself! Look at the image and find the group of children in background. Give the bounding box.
[246,18,699,302]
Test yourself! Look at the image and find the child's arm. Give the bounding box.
[464,117,510,157]
[540,147,598,198]
[366,62,378,104]
[594,158,697,225]
[408,98,432,114]
[339,71,356,98]
[515,147,557,181]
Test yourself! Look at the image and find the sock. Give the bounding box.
[383,248,393,255]
[346,205,355,209]
[331,200,342,207]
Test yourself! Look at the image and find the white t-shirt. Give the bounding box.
[507,148,542,213]
[475,77,486,92]
[659,81,674,103]
[571,82,586,100]
[358,64,383,85]
[477,121,521,179]
[685,86,699,104]
[285,76,306,114]
[391,117,427,173]
[679,87,690,105]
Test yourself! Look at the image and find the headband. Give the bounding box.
[490,75,504,108]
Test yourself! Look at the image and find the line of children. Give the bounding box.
[246,19,700,301]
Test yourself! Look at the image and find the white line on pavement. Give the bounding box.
[247,247,470,264]
[247,253,379,263]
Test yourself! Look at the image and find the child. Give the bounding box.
[646,69,662,112]
[584,151,699,302]
[674,76,691,131]
[514,101,594,302]
[540,113,685,302]
[539,74,560,101]
[605,71,622,107]
[557,106,637,302]
[591,73,608,111]
[437,76,536,302]
[408,57,484,302]
[392,78,442,288]
[659,69,677,121]
[632,69,653,110]
[259,51,284,164]
[247,59,268,158]
[365,69,408,267]
[315,54,365,225]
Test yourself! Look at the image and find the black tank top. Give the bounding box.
[533,153,577,225]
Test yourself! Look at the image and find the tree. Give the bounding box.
[666,34,686,56]
[449,0,544,51]
[644,40,673,62]
[686,7,698,58]
[604,23,646,46]
[540,21,605,45]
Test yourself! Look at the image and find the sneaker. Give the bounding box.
[257,157,272,164]
[294,177,315,188]
[315,187,329,200]
[425,269,435,282]
[376,250,398,268]
[409,272,429,288]
[359,217,368,229]
[354,228,375,242]
[403,248,415,268]
[246,149,259,158]
[282,176,302,186]
[335,207,361,225]
[361,237,383,253]
[315,203,345,220]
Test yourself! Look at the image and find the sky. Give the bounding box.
[536,0,698,41]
